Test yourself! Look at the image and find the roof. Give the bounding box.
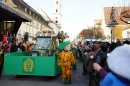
[36,8,60,30]
[120,7,130,24]
[11,0,48,25]
[37,8,52,22]
[78,29,88,36]
[104,7,128,25]
[0,1,32,22]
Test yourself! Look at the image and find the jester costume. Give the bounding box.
[70,47,78,70]
[57,50,76,84]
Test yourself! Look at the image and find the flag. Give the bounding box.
[89,38,93,45]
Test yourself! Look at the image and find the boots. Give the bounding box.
[63,79,67,85]
[68,76,71,84]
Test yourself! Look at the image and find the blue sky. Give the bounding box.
[25,0,123,40]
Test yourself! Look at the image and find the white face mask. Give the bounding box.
[85,52,87,55]
[68,44,70,50]
[90,55,94,59]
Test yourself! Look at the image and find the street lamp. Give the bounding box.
[106,7,118,43]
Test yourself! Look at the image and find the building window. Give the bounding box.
[32,22,34,25]
[33,13,35,17]
[23,31,25,35]
[36,23,39,29]
[30,22,32,26]
[39,18,41,21]
[27,22,29,25]
[56,9,58,12]
[36,15,38,19]
[32,22,34,27]
[56,17,58,19]
[30,10,31,15]
[25,8,27,12]
[40,25,42,30]
[29,33,31,37]
[56,1,58,4]
[55,21,58,23]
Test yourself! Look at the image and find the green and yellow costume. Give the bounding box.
[57,50,76,84]
[70,47,79,70]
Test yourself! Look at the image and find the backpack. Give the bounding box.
[100,52,110,72]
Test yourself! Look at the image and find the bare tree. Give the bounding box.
[81,27,104,40]
[94,27,102,39]
[87,28,94,38]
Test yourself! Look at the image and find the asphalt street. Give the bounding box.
[0,62,88,86]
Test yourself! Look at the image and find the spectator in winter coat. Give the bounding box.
[0,31,3,42]
[2,33,7,43]
[85,44,98,86]
[94,42,118,79]
[7,33,13,43]
[123,39,129,45]
[96,44,108,70]
[109,42,117,52]
[18,42,25,51]
[10,43,18,52]
[94,44,109,86]
[101,45,130,86]
[12,34,16,44]
[116,39,122,46]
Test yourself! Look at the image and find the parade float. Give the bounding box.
[4,30,70,76]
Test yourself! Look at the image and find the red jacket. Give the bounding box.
[2,35,7,43]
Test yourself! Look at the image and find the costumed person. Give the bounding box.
[57,42,76,85]
[26,42,31,51]
[77,42,83,62]
[101,45,130,86]
[23,43,27,51]
[70,44,78,70]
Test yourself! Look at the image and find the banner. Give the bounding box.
[114,26,122,39]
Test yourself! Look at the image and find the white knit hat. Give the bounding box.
[107,45,130,80]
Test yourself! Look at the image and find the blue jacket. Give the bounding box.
[101,72,130,86]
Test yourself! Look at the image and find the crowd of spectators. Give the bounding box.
[77,39,130,86]
[0,31,34,53]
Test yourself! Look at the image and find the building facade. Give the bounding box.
[101,7,128,42]
[4,0,52,43]
[37,8,60,36]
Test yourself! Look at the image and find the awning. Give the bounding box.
[0,2,32,22]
